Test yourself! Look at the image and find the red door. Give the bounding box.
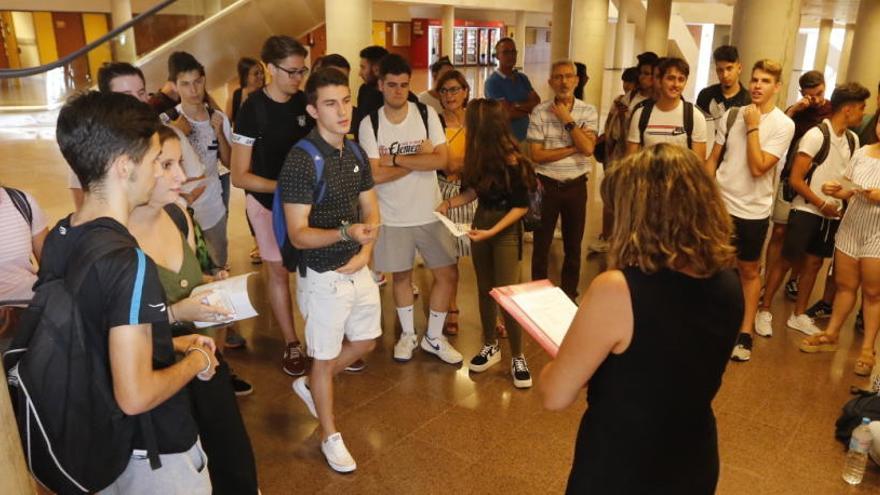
[52,13,90,86]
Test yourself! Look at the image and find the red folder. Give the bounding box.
[490,279,564,357]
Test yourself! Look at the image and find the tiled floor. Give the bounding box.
[2,67,879,494]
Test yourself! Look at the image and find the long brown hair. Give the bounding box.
[601,144,736,277]
[462,98,535,194]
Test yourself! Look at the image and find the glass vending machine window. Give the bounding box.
[453,28,465,65]
[465,28,477,65]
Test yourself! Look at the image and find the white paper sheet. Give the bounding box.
[510,286,578,348]
[190,273,258,328]
[433,211,470,238]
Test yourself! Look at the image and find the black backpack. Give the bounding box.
[3,227,160,494]
[781,121,857,202]
[835,392,880,446]
[637,100,695,149]
[369,101,430,142]
[717,106,742,169]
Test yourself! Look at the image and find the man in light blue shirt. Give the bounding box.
[484,37,540,141]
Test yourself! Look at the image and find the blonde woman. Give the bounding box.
[539,144,743,493]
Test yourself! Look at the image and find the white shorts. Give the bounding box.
[295,266,381,360]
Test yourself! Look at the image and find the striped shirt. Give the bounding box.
[836,147,880,258]
[527,99,598,181]
[0,188,47,304]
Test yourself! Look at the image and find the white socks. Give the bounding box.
[397,306,415,335]
[426,310,447,340]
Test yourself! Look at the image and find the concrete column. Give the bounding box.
[514,11,527,68]
[570,0,608,108]
[643,0,671,56]
[551,0,573,61]
[732,0,802,106]
[613,9,628,69]
[441,5,454,59]
[847,0,880,115]
[814,18,833,72]
[110,0,137,62]
[325,0,372,99]
[837,24,855,82]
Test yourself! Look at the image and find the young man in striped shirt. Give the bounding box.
[528,60,598,300]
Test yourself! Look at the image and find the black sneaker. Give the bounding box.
[856,310,864,334]
[468,342,501,372]
[805,300,833,320]
[231,374,254,396]
[784,278,799,301]
[730,333,753,362]
[511,356,532,388]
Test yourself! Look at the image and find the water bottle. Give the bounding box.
[842,417,873,485]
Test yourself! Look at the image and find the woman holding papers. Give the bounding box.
[128,126,260,494]
[437,98,537,388]
[538,144,743,494]
[800,120,880,377]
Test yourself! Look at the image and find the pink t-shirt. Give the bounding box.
[0,188,47,304]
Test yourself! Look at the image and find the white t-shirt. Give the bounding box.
[0,188,47,303]
[715,107,795,219]
[627,101,708,149]
[791,120,859,217]
[417,91,444,115]
[358,102,447,227]
[178,105,231,230]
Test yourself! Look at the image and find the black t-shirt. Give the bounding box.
[462,163,530,211]
[233,89,314,209]
[38,217,198,454]
[696,83,750,122]
[279,129,374,273]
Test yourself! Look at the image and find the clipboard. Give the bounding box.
[490,280,578,357]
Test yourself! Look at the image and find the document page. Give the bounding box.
[433,211,470,238]
[190,273,258,328]
[510,286,578,349]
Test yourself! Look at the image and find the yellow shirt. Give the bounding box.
[445,126,466,171]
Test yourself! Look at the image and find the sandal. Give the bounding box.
[799,332,838,353]
[444,310,459,336]
[854,349,875,377]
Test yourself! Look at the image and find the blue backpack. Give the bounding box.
[272,138,366,274]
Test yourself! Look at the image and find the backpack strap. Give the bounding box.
[4,187,33,228]
[416,101,430,135]
[65,228,139,305]
[684,101,694,149]
[812,121,832,166]
[718,106,741,167]
[294,139,328,204]
[845,129,857,155]
[637,100,655,147]
[163,203,189,238]
[370,108,380,142]
[344,139,367,168]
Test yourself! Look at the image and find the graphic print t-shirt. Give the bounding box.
[627,102,708,149]
[358,102,446,227]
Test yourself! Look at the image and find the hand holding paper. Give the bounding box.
[433,211,471,238]
[190,273,259,328]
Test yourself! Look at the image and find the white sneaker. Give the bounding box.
[321,432,356,473]
[754,310,773,337]
[292,377,317,418]
[588,238,609,253]
[393,333,419,362]
[786,313,821,336]
[420,335,463,364]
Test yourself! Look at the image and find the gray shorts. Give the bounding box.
[201,213,228,268]
[98,440,211,495]
[373,222,457,273]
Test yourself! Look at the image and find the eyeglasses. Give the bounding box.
[274,64,309,78]
[438,86,463,95]
[550,74,579,82]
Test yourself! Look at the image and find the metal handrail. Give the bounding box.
[0,0,177,79]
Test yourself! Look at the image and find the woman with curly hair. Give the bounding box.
[539,144,743,494]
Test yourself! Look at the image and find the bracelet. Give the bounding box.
[186,346,212,375]
[819,200,828,210]
[746,128,759,135]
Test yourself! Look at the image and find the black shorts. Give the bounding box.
[731,216,770,262]
[782,210,840,260]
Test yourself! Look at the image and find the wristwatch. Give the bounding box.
[564,121,576,132]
